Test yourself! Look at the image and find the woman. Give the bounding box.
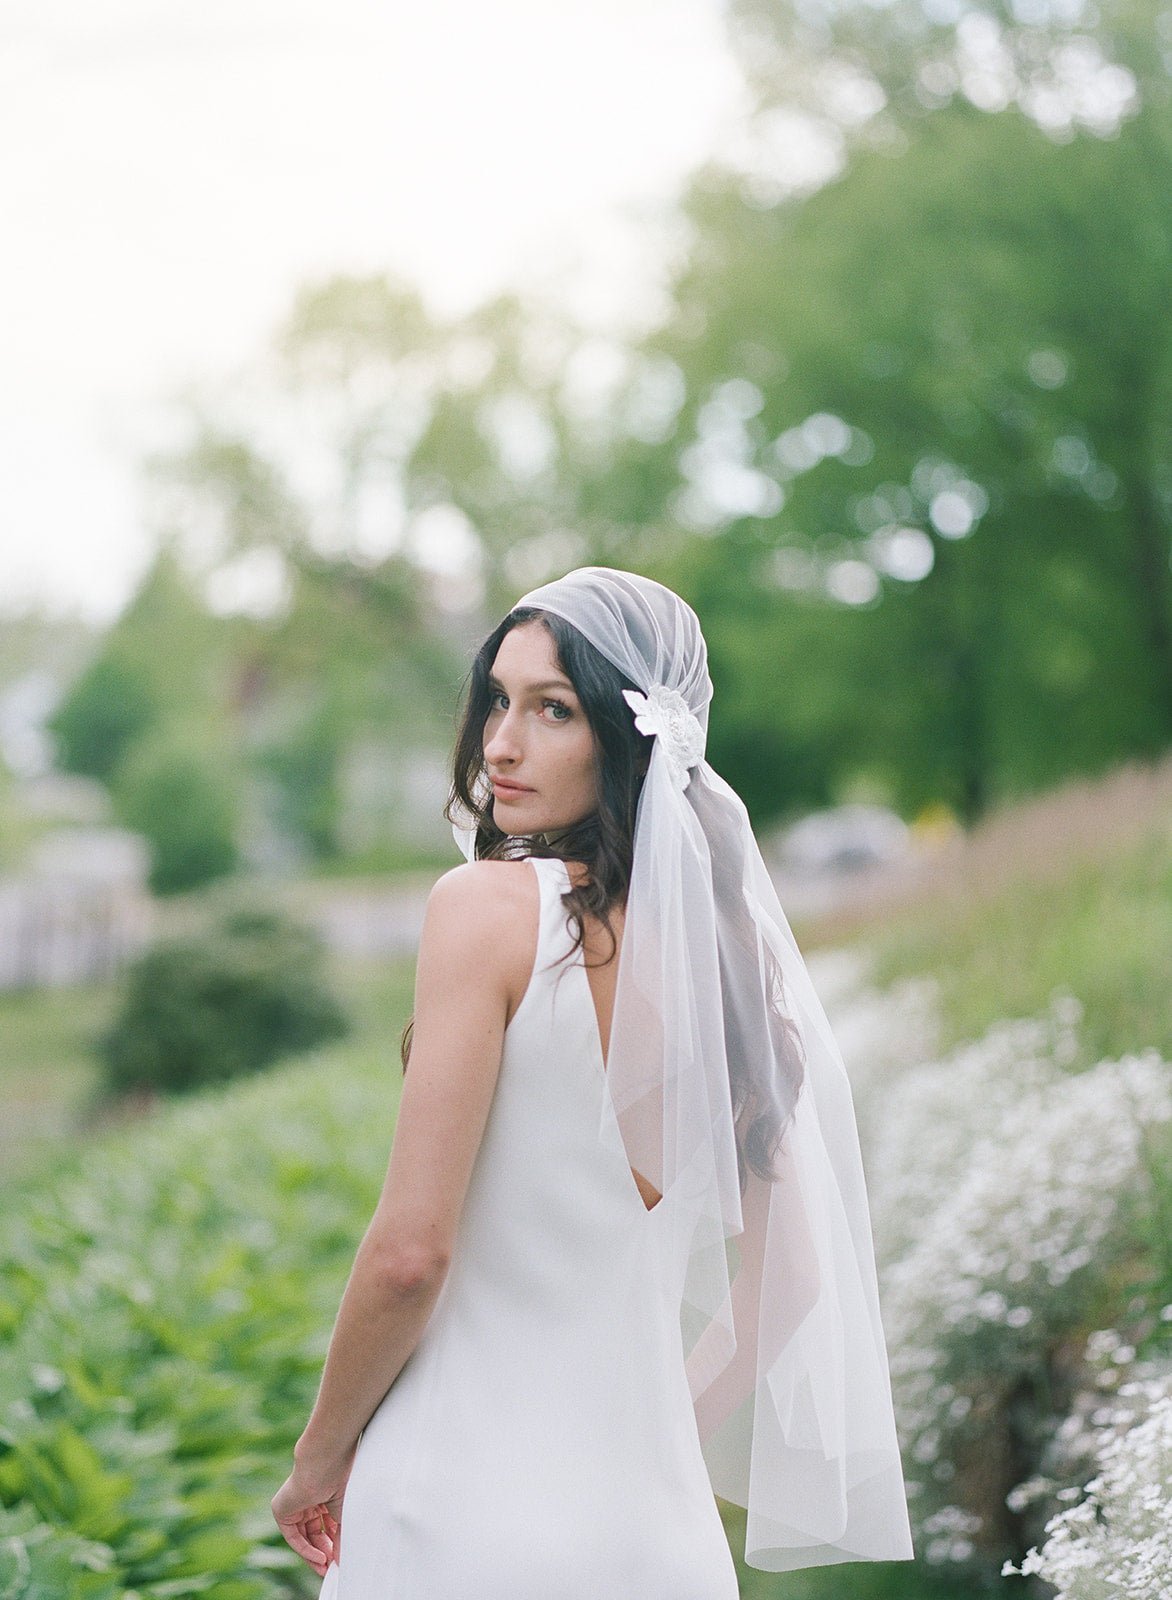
[272,567,914,1594]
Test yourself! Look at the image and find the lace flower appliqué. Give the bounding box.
[621,684,706,791]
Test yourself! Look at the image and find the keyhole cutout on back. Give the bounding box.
[576,886,663,1215]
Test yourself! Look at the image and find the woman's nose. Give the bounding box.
[484,710,521,765]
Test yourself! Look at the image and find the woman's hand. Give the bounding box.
[271,1446,354,1579]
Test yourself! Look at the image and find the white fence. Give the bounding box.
[0,828,154,992]
[0,876,153,991]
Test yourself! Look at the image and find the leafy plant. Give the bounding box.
[97,906,349,1099]
[0,1048,394,1598]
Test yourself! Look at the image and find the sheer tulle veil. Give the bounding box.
[451,566,914,1571]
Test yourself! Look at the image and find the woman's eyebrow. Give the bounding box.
[488,674,576,694]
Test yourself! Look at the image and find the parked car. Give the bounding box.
[770,804,911,879]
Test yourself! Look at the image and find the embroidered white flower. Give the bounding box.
[621,683,705,790]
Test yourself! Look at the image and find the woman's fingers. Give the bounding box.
[276,1520,323,1568]
[275,1509,336,1574]
[270,1467,349,1576]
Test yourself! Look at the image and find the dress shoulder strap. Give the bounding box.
[524,854,576,987]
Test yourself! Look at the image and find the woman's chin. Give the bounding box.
[492,801,541,832]
[490,800,584,840]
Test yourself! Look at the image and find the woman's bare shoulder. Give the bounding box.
[423,861,539,1013]
[426,858,537,917]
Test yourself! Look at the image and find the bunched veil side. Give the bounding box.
[452,567,914,1571]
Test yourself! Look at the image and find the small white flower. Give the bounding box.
[621,683,705,790]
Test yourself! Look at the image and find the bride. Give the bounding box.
[271,566,914,1591]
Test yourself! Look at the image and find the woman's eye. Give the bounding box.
[488,690,571,720]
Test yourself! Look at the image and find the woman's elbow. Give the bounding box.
[372,1239,451,1295]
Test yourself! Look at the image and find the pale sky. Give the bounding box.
[0,0,746,622]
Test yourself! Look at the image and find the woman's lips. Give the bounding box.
[491,781,533,798]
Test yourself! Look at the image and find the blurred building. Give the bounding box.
[0,824,153,991]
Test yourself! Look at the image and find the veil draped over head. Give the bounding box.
[451,566,914,1572]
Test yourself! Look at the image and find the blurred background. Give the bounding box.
[2,1,1171,1596]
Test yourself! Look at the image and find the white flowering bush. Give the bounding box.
[868,992,1084,1262]
[1004,1367,1172,1597]
[1006,1322,1172,1518]
[818,955,942,1139]
[865,991,1172,1569]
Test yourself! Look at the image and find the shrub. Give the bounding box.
[1004,1362,1172,1597]
[98,906,350,1098]
[869,993,1172,1575]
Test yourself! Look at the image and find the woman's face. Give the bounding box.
[483,619,598,838]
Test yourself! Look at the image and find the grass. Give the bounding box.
[0,981,113,1181]
[867,800,1172,1066]
[324,951,418,1058]
[0,951,418,1191]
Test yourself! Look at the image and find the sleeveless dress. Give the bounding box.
[318,853,740,1599]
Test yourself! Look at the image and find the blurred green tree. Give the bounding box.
[126,2,1172,834]
[46,652,158,783]
[140,388,468,862]
[47,546,233,784]
[637,94,1172,819]
[113,730,241,894]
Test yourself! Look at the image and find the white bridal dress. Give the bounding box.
[318,854,740,1599]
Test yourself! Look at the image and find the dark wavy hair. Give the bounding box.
[400,605,804,1191]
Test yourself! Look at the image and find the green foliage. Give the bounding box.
[238,552,461,861]
[644,97,1172,822]
[870,815,1172,1065]
[47,654,159,784]
[0,1050,395,1599]
[0,981,109,1182]
[48,547,236,794]
[98,907,350,1099]
[253,702,344,860]
[42,546,256,887]
[122,465,461,861]
[112,734,241,895]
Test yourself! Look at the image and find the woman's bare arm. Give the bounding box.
[292,862,533,1474]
